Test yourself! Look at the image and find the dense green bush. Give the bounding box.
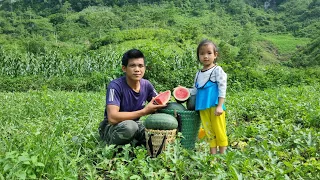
[0,49,122,78]
[1,46,320,92]
[0,0,318,92]
[89,28,173,50]
[0,75,107,92]
[288,37,320,67]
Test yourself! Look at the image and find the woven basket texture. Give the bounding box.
[158,109,201,149]
[145,129,177,156]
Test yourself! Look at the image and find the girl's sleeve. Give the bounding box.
[189,72,198,95]
[216,66,227,98]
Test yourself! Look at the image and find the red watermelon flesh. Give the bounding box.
[154,90,171,105]
[173,86,190,103]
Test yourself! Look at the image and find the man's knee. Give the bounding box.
[108,120,139,145]
[120,120,139,137]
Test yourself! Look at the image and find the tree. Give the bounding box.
[190,0,208,15]
[236,23,259,67]
[228,0,246,14]
[0,0,19,12]
[59,1,72,16]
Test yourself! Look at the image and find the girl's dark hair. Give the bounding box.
[121,49,145,66]
[196,39,218,61]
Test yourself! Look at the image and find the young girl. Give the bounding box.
[190,39,228,154]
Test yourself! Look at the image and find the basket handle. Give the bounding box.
[156,135,167,157]
[174,110,182,132]
[148,133,167,158]
[147,134,154,157]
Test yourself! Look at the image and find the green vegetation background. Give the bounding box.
[0,0,319,179]
[0,0,319,92]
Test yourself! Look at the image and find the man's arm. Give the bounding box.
[107,97,167,125]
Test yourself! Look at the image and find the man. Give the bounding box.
[99,49,166,146]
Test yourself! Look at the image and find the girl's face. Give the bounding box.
[198,43,217,70]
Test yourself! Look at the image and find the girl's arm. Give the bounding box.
[215,97,225,116]
[215,67,227,116]
[216,66,227,99]
[189,71,199,95]
[189,87,197,95]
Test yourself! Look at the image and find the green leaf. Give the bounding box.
[230,166,243,180]
[18,156,30,163]
[35,162,45,167]
[5,151,17,159]
[3,164,12,172]
[29,174,37,179]
[15,170,27,180]
[130,175,141,179]
[31,155,37,164]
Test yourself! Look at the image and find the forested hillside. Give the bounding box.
[0,0,319,91]
[1,1,319,179]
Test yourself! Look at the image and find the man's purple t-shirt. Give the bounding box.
[104,76,158,121]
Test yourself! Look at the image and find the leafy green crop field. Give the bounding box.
[1,85,319,179]
[260,34,311,54]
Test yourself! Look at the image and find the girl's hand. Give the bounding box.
[215,106,224,116]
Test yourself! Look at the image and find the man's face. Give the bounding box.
[122,58,145,81]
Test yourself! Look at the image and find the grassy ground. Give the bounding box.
[260,34,311,54]
[0,85,319,179]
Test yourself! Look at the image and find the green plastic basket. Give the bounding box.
[158,109,200,149]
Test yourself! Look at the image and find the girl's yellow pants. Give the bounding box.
[200,107,228,147]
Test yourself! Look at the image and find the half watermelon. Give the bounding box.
[173,86,190,103]
[154,90,171,105]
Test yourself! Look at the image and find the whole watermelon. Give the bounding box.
[144,113,178,130]
[162,102,186,111]
[186,95,196,110]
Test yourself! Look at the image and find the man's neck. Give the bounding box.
[126,77,140,93]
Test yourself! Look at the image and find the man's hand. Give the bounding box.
[144,97,167,114]
[107,98,167,125]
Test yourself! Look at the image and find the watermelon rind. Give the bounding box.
[162,102,187,111]
[144,113,178,130]
[173,86,190,103]
[186,95,196,110]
